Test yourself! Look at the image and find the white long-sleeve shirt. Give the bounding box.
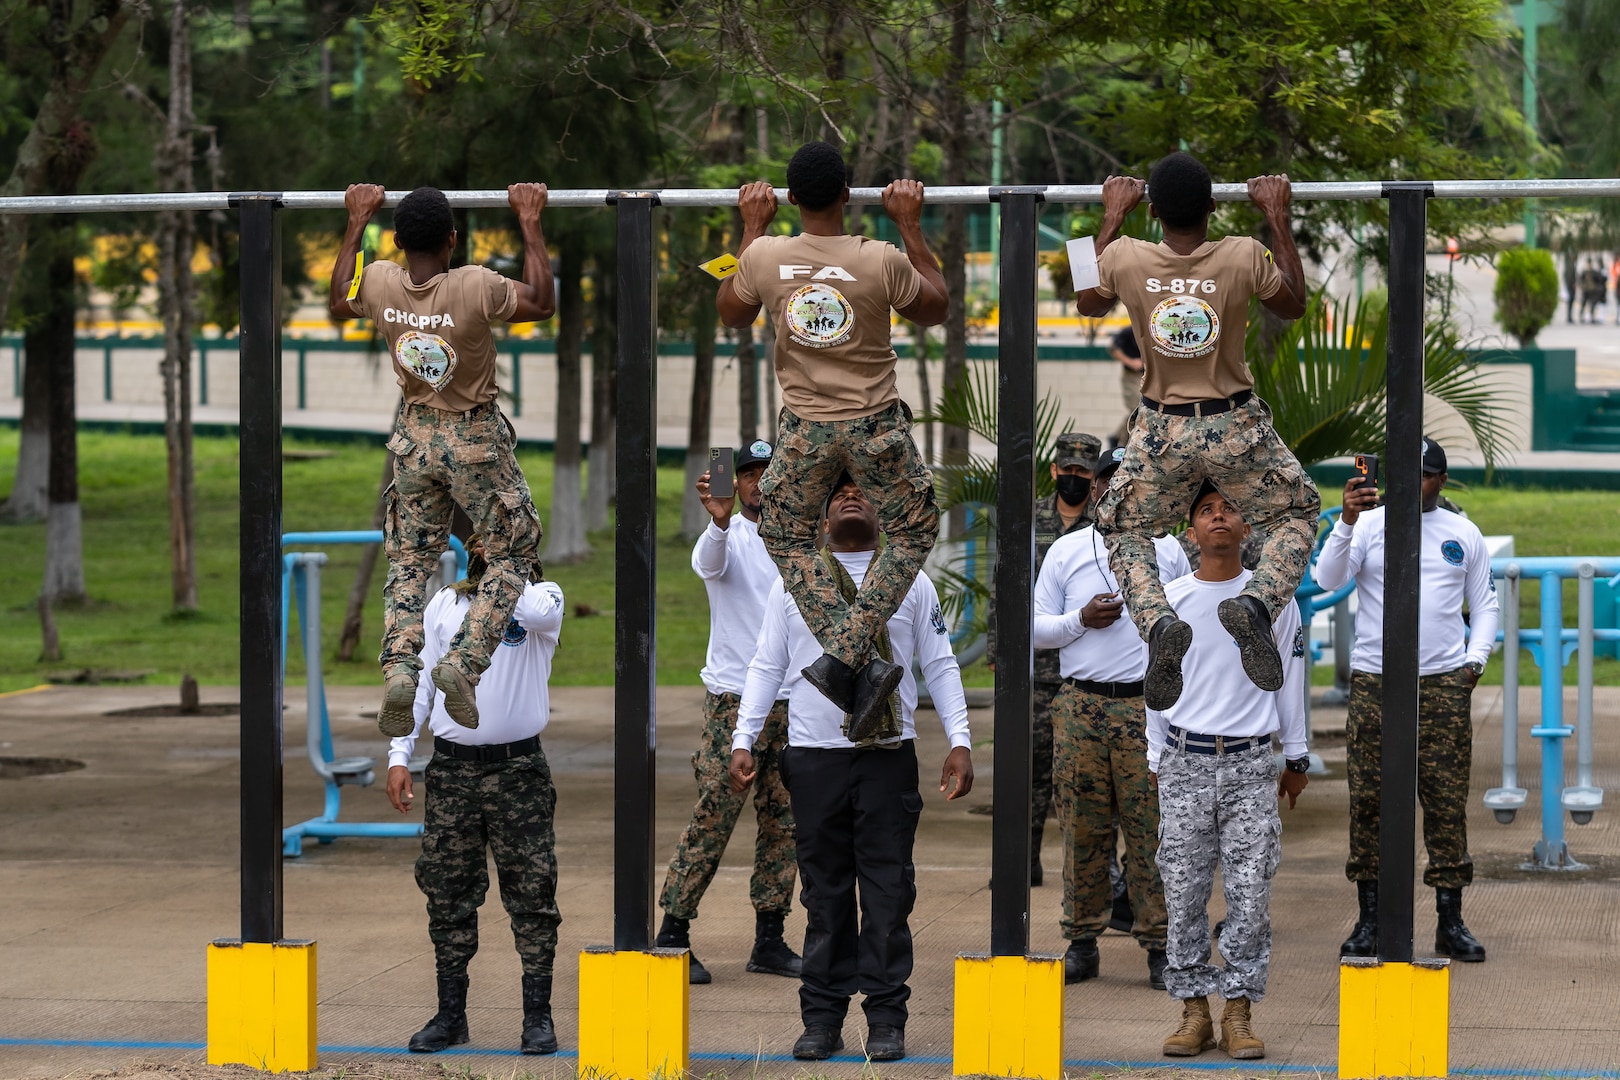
[732,550,971,752]
[388,581,565,768]
[1146,569,1307,771]
[693,515,786,697]
[1313,506,1500,677]
[1032,527,1192,681]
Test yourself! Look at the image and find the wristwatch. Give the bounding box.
[1465,660,1485,677]
[1284,756,1311,774]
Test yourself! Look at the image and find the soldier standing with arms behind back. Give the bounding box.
[655,442,801,984]
[987,430,1101,885]
[1313,436,1498,962]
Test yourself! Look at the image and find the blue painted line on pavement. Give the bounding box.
[2,1037,1613,1076]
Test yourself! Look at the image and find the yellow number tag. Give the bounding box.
[699,253,739,280]
[346,251,364,300]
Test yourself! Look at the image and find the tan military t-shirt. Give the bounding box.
[733,233,924,421]
[1096,236,1283,405]
[352,261,519,413]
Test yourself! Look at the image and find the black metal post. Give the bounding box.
[613,194,659,952]
[989,188,1043,956]
[1377,182,1432,963]
[236,194,285,944]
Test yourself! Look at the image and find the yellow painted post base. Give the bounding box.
[206,939,317,1072]
[1339,957,1450,1078]
[953,953,1063,1080]
[578,947,690,1079]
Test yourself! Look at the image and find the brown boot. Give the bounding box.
[1218,996,1265,1060]
[1162,996,1215,1057]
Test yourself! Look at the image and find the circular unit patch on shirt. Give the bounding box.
[785,283,855,348]
[501,619,527,647]
[1148,294,1221,359]
[395,330,459,390]
[1440,539,1465,566]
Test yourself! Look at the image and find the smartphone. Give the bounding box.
[709,447,735,499]
[1353,453,1379,491]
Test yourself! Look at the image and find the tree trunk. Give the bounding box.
[938,0,972,538]
[545,232,590,561]
[157,0,198,612]
[911,321,935,465]
[0,0,135,335]
[681,289,718,540]
[335,448,395,662]
[586,246,618,531]
[43,220,84,604]
[3,340,50,522]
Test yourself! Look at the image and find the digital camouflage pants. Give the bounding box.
[1052,683,1166,946]
[660,693,796,920]
[1156,742,1282,1002]
[1096,397,1319,639]
[417,748,561,979]
[381,401,543,682]
[758,403,939,669]
[1345,667,1476,889]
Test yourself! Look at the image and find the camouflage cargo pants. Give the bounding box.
[417,748,561,978]
[1345,667,1476,889]
[1156,741,1282,1002]
[1096,396,1319,639]
[1031,681,1059,850]
[660,693,796,920]
[1052,683,1167,946]
[381,401,543,682]
[758,403,939,669]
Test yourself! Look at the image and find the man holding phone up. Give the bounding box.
[655,442,802,984]
[1313,436,1498,962]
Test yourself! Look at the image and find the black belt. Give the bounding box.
[1167,724,1269,756]
[1066,677,1144,699]
[1140,389,1252,418]
[434,734,540,763]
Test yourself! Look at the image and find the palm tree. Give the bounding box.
[925,290,1515,640]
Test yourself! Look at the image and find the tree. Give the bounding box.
[1493,247,1560,347]
[544,228,590,562]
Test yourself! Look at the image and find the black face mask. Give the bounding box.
[1055,474,1091,506]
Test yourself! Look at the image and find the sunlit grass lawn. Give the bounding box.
[2,427,1619,692]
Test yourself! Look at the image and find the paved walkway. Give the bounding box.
[2,683,1618,1079]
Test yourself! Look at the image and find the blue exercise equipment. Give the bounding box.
[280,531,468,857]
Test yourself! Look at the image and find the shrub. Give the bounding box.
[1493,246,1559,347]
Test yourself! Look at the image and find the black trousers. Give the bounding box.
[780,740,923,1029]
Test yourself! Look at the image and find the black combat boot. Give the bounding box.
[1217,595,1284,692]
[1340,880,1378,957]
[519,973,558,1054]
[1144,616,1193,710]
[747,910,802,977]
[847,657,905,742]
[1063,938,1099,984]
[1434,887,1486,962]
[408,973,470,1052]
[655,913,712,984]
[801,654,858,714]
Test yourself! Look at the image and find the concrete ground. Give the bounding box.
[2,682,1618,1079]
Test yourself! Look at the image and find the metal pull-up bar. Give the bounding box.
[4,176,1620,214]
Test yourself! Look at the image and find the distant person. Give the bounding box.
[330,183,556,736]
[718,141,949,740]
[1033,445,1191,988]
[1074,152,1317,713]
[986,430,1102,886]
[1313,436,1499,963]
[655,441,801,984]
[729,474,973,1064]
[1148,483,1308,1061]
[1579,260,1606,323]
[1108,326,1145,450]
[386,539,566,1055]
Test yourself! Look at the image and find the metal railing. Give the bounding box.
[6,176,1613,964]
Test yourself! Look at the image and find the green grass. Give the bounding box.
[3,429,1619,692]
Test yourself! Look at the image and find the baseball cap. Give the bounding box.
[1053,431,1102,469]
[1093,445,1128,484]
[1421,436,1447,475]
[736,439,774,470]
